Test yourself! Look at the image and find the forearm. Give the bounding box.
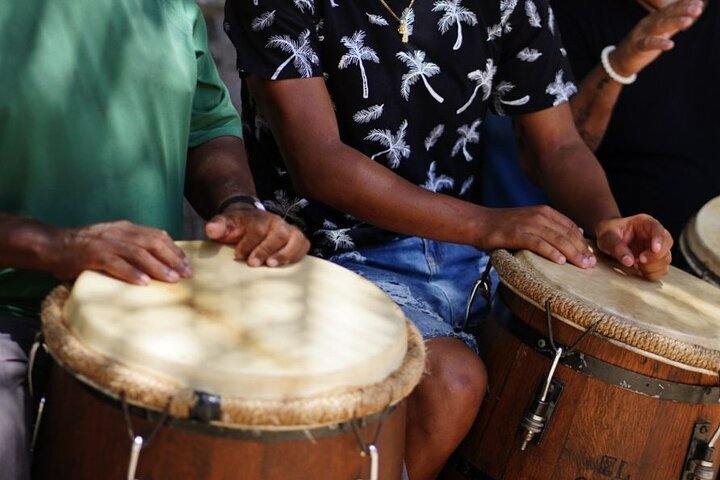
[537,139,620,233]
[0,213,59,271]
[185,135,258,220]
[518,105,620,233]
[569,64,623,152]
[288,140,489,246]
[248,76,490,247]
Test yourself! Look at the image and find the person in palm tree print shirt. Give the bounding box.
[225,1,673,477]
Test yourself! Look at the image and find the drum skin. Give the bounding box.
[443,286,720,480]
[32,242,425,480]
[32,365,406,480]
[681,195,720,286]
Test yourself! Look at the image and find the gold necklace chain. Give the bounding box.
[377,0,417,43]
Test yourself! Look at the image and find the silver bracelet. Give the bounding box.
[601,45,637,85]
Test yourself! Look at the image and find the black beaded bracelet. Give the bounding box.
[217,195,266,214]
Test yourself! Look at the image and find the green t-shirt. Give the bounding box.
[0,0,242,318]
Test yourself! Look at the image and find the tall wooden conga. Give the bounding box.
[33,241,425,480]
[681,195,720,287]
[444,249,720,480]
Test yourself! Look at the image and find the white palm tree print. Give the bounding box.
[525,0,542,28]
[546,70,577,106]
[432,0,478,51]
[264,190,310,227]
[293,0,314,14]
[487,0,517,38]
[353,104,384,124]
[451,119,482,162]
[457,59,497,114]
[460,176,475,195]
[366,13,389,26]
[396,50,445,103]
[365,120,411,168]
[338,30,380,99]
[517,48,542,62]
[267,30,320,80]
[421,161,455,192]
[251,11,276,31]
[424,124,445,151]
[492,81,530,115]
[501,0,519,27]
[316,220,355,251]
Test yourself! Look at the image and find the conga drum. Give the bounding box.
[681,195,720,287]
[444,249,720,480]
[33,241,424,480]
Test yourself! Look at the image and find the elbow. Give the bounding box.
[283,157,336,205]
[291,171,319,199]
[281,141,346,204]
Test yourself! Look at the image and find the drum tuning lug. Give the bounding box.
[30,396,46,453]
[368,444,379,480]
[519,347,564,451]
[683,420,720,480]
[126,435,143,480]
[519,399,550,451]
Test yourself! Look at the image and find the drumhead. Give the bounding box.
[681,195,720,284]
[62,241,408,399]
[492,249,720,371]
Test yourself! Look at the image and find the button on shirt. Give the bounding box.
[225,0,575,257]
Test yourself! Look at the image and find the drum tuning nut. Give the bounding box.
[520,399,550,451]
[519,347,563,451]
[684,421,720,480]
[689,455,714,480]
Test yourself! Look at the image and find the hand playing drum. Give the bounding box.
[33,241,425,480]
[445,248,720,480]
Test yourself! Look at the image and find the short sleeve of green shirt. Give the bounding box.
[189,6,243,147]
[0,0,244,318]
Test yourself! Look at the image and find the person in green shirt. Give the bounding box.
[0,1,309,477]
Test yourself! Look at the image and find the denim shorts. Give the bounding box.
[328,237,498,352]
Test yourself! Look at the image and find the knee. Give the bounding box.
[422,338,487,413]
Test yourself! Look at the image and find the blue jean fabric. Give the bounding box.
[329,237,498,352]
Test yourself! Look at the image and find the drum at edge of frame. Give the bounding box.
[681,195,720,287]
[32,240,425,480]
[443,247,720,480]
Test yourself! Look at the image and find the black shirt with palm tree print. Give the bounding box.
[225,0,575,257]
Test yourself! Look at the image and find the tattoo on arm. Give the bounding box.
[575,75,613,152]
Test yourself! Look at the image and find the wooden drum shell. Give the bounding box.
[445,285,720,480]
[32,242,427,480]
[33,362,407,480]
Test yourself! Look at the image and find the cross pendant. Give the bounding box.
[398,22,409,43]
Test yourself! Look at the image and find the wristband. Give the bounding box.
[217,195,266,213]
[601,45,637,85]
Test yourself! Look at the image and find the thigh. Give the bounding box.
[329,238,481,352]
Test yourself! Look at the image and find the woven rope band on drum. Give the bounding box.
[40,285,426,429]
[490,249,720,372]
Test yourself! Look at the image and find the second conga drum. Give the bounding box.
[444,249,720,480]
[33,241,425,480]
[681,195,720,287]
